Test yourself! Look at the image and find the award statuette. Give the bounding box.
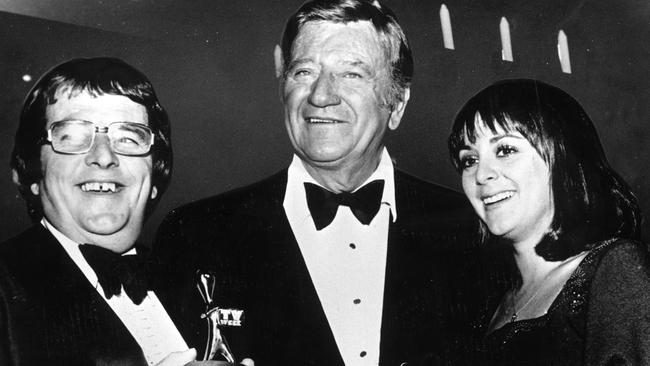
[196,271,237,363]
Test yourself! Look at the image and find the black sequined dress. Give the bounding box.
[476,238,650,366]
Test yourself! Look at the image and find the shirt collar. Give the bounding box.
[284,147,397,222]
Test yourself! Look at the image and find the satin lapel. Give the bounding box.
[379,183,440,366]
[379,172,479,366]
[26,225,143,361]
[252,172,343,365]
[31,225,103,301]
[380,215,410,366]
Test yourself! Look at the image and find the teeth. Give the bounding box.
[306,118,339,124]
[81,182,117,193]
[483,191,514,205]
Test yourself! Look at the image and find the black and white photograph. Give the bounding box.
[0,0,648,365]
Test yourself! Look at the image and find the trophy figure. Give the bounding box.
[196,271,236,363]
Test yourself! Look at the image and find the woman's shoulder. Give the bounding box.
[590,238,650,273]
[583,238,650,365]
[586,237,650,300]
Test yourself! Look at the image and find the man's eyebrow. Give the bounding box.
[343,60,373,73]
[344,60,367,66]
[287,58,313,71]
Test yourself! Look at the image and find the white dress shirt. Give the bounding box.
[41,219,188,365]
[283,148,396,366]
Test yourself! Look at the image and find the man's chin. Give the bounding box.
[301,151,348,167]
[81,213,130,236]
[80,221,139,253]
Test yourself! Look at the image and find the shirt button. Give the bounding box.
[360,351,367,357]
[353,298,361,304]
[349,243,356,249]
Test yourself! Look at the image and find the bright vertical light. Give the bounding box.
[557,30,572,74]
[500,17,513,62]
[440,4,454,50]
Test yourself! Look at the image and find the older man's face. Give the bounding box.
[35,89,156,253]
[281,20,405,174]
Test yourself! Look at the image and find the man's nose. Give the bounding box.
[475,159,498,184]
[308,73,341,107]
[84,134,119,168]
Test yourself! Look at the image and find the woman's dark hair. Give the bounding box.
[448,79,641,260]
[11,57,173,221]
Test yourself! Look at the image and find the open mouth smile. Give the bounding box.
[305,117,344,124]
[79,182,122,193]
[482,191,515,205]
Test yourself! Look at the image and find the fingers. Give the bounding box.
[240,358,255,366]
[155,348,197,366]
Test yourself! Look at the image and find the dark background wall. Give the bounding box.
[0,0,648,244]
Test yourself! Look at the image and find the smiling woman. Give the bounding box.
[457,119,553,244]
[447,79,650,365]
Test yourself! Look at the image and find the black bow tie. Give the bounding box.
[304,180,385,230]
[78,244,150,305]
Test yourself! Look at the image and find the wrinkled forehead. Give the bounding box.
[292,20,389,67]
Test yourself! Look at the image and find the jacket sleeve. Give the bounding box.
[585,239,650,365]
[0,259,17,366]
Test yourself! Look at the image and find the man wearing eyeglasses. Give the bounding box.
[0,57,196,366]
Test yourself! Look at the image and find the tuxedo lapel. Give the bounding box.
[246,172,343,365]
[381,216,419,366]
[7,225,145,365]
[379,171,482,366]
[380,215,449,365]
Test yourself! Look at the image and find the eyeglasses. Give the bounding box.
[45,120,155,156]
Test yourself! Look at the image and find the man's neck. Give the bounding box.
[41,217,138,254]
[301,152,384,193]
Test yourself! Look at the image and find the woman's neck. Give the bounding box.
[510,232,556,286]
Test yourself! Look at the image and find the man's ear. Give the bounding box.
[12,169,39,195]
[388,87,410,130]
[274,45,283,78]
[150,186,158,200]
[11,169,20,187]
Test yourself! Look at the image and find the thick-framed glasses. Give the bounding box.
[45,120,155,156]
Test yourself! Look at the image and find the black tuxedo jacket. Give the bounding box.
[0,224,147,366]
[154,169,490,366]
